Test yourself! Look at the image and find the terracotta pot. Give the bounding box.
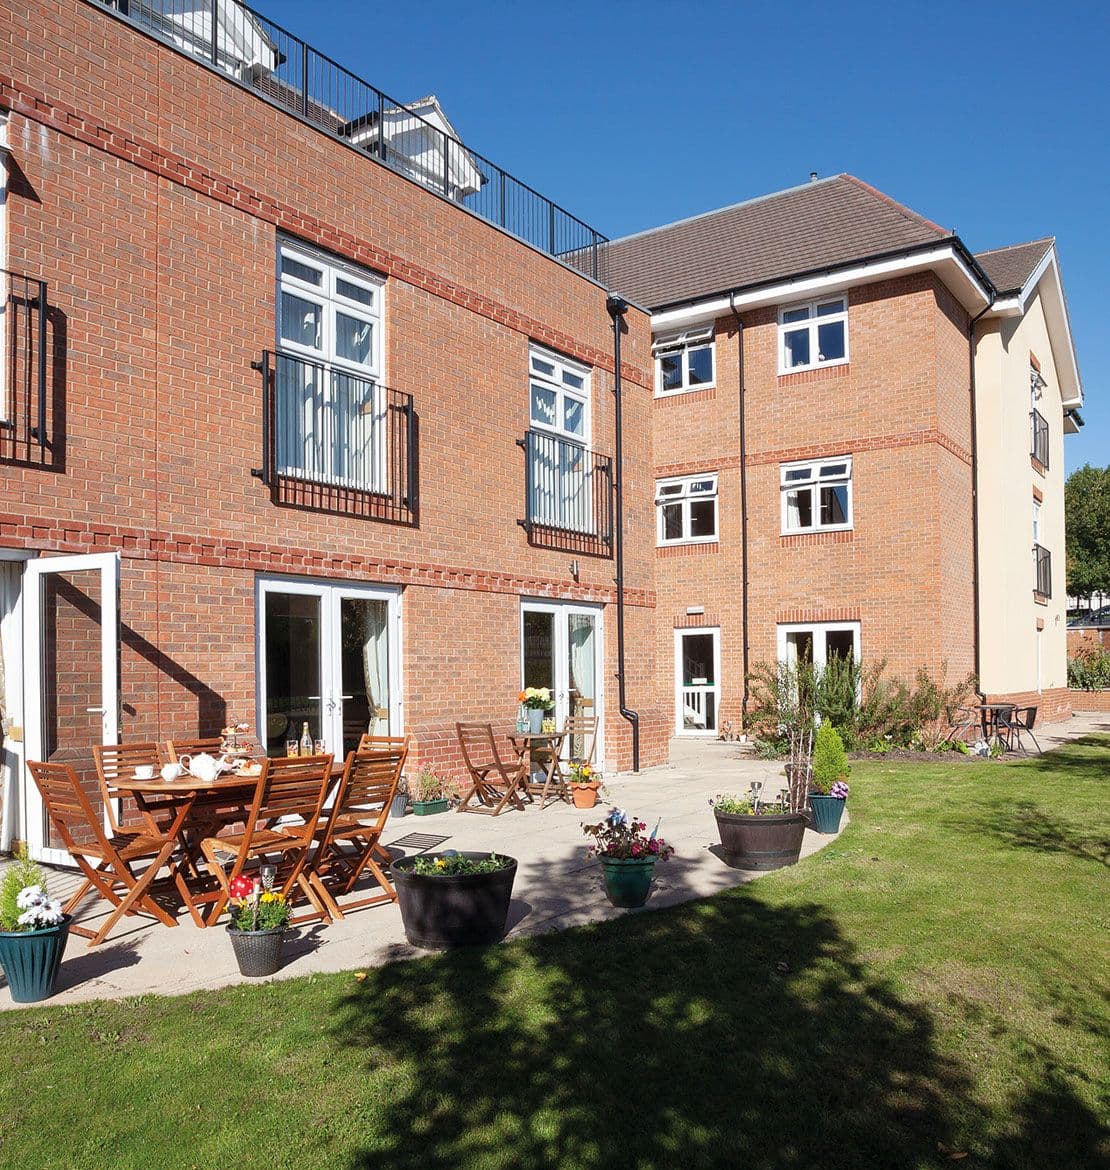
[571,781,601,809]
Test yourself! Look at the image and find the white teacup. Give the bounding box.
[160,762,185,782]
[134,764,155,780]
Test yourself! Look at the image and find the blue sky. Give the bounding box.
[265,0,1107,472]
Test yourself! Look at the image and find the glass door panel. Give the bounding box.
[340,597,390,755]
[522,609,555,693]
[677,629,719,735]
[263,591,322,755]
[24,553,119,863]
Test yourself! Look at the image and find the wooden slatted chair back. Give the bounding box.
[456,722,503,776]
[92,742,164,833]
[338,748,406,820]
[356,733,409,757]
[247,754,334,841]
[166,737,223,761]
[27,759,112,857]
[562,716,599,766]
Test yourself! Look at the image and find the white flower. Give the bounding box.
[15,885,44,910]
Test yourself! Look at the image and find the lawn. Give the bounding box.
[0,738,1107,1170]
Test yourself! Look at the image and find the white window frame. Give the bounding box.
[656,474,719,545]
[1032,499,1042,546]
[277,239,383,376]
[653,327,715,396]
[777,621,861,673]
[778,295,849,375]
[780,456,853,533]
[529,344,591,444]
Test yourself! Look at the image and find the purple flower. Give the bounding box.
[830,780,850,800]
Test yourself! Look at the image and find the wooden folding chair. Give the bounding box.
[26,760,183,946]
[357,733,409,755]
[562,715,599,769]
[198,754,334,926]
[307,742,408,919]
[455,723,527,816]
[92,742,164,834]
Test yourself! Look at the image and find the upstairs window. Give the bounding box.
[653,327,715,395]
[529,346,590,442]
[779,296,848,374]
[781,457,852,533]
[657,475,718,545]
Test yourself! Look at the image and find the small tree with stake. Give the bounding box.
[747,659,817,815]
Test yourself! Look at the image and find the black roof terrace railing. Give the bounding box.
[92,1,608,280]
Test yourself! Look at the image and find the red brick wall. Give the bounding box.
[986,688,1072,723]
[1067,689,1110,712]
[1068,628,1110,653]
[0,0,667,776]
[652,272,977,729]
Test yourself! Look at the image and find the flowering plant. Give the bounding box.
[227,873,290,933]
[0,843,65,932]
[410,851,511,877]
[828,780,850,800]
[583,808,674,862]
[411,768,459,803]
[710,787,789,817]
[568,761,603,789]
[518,687,553,711]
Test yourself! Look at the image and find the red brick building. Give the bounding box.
[605,177,1084,737]
[0,0,669,858]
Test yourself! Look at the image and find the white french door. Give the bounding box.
[256,576,401,759]
[23,552,120,864]
[520,600,603,765]
[675,627,720,735]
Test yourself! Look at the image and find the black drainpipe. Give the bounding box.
[606,294,640,773]
[728,294,751,718]
[968,297,993,703]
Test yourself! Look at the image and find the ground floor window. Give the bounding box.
[777,621,860,671]
[257,576,401,758]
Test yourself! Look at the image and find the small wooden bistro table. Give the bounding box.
[509,730,570,807]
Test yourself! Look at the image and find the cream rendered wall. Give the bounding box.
[974,286,1068,697]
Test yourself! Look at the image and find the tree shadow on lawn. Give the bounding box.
[1010,735,1110,784]
[330,894,983,1170]
[965,800,1109,867]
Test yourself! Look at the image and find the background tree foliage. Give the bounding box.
[1064,464,1110,599]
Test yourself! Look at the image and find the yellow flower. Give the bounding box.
[434,858,447,869]
[260,892,283,904]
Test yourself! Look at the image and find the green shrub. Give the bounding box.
[811,722,850,794]
[1067,647,1110,690]
[0,843,47,931]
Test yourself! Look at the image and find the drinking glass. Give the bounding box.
[314,739,326,754]
[285,740,299,758]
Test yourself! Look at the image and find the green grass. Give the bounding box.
[1,738,1107,1169]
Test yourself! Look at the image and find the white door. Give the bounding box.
[675,628,720,735]
[257,577,401,758]
[521,600,603,764]
[23,552,120,864]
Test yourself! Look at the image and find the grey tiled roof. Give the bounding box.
[974,238,1054,294]
[602,174,952,309]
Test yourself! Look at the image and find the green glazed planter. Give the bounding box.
[809,794,846,834]
[600,858,656,908]
[0,917,72,1003]
[412,798,449,816]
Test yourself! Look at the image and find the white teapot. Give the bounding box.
[178,752,234,783]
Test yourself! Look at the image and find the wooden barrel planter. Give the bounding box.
[392,853,517,949]
[714,811,806,871]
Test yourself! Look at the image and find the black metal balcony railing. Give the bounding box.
[518,429,613,556]
[0,270,51,466]
[253,351,417,525]
[1034,542,1052,597]
[1030,408,1049,468]
[95,0,608,280]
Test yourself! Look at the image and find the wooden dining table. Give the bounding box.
[113,759,344,927]
[509,731,570,807]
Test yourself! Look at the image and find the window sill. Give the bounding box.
[653,386,717,405]
[1033,591,1049,606]
[1031,455,1047,476]
[778,356,849,378]
[655,383,717,398]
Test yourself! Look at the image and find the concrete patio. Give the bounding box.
[1,739,821,1008]
[3,709,1104,1009]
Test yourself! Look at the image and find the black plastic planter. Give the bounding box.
[714,811,806,871]
[227,926,286,977]
[392,853,517,949]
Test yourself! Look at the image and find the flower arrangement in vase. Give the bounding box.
[583,808,674,908]
[518,687,553,733]
[568,761,604,809]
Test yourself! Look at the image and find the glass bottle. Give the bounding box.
[300,721,313,757]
